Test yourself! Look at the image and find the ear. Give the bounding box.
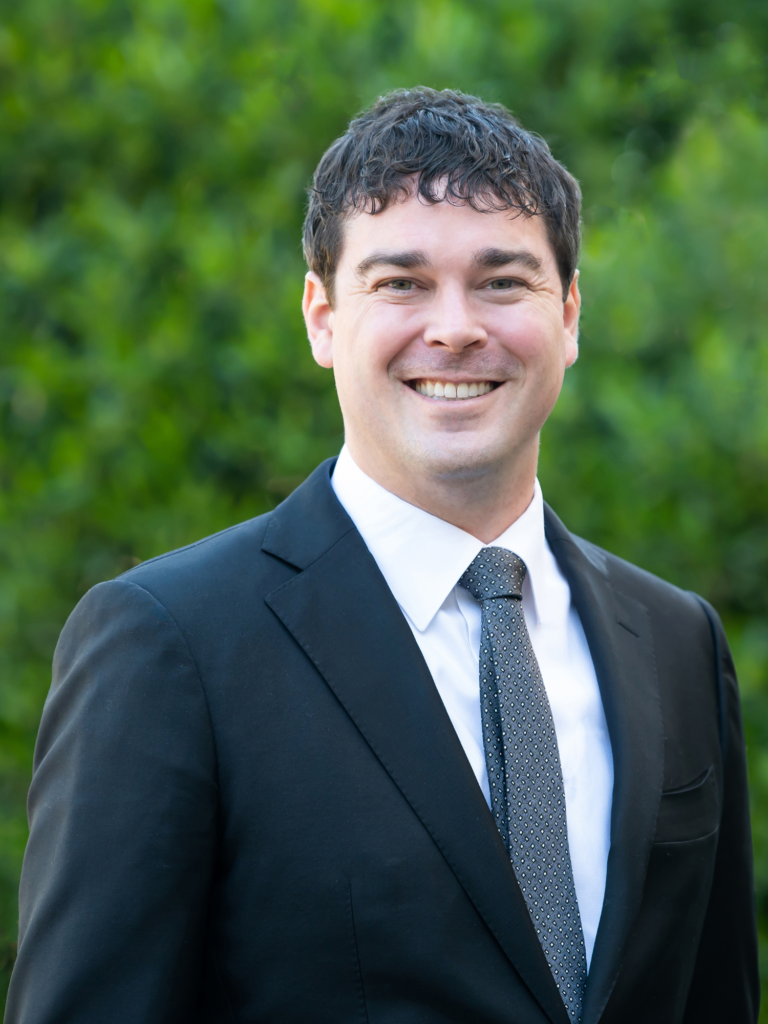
[303,272,334,368]
[563,270,581,367]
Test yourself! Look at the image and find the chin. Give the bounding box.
[403,435,507,482]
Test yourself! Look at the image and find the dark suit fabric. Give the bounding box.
[6,459,758,1024]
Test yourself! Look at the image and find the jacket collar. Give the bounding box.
[261,458,355,570]
[263,461,663,1024]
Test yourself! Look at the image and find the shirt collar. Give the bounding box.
[331,446,551,633]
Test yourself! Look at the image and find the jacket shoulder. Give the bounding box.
[105,508,295,622]
[121,510,273,582]
[114,457,343,602]
[568,530,712,624]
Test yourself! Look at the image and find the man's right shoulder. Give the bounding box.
[123,508,276,585]
[66,458,347,641]
[78,507,295,630]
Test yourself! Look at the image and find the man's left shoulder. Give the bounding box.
[567,528,720,644]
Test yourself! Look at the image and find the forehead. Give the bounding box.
[338,194,557,275]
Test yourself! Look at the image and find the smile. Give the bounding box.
[408,380,501,400]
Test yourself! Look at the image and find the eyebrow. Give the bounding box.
[354,246,544,278]
[355,250,432,277]
[472,247,544,273]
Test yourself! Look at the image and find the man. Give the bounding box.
[6,88,758,1023]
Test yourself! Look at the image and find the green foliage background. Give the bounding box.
[1,0,767,1012]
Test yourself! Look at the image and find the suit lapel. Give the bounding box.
[544,506,664,1024]
[263,462,570,1024]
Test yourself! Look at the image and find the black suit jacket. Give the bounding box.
[6,459,759,1024]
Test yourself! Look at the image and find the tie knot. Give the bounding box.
[459,546,527,602]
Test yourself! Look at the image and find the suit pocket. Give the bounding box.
[654,765,719,844]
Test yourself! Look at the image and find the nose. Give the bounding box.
[422,286,488,353]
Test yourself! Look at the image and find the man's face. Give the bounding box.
[303,191,580,488]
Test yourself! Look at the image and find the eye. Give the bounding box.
[488,278,524,290]
[384,279,414,291]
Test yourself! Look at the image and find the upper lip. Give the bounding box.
[405,376,502,384]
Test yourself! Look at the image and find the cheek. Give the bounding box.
[492,304,562,365]
[339,304,420,377]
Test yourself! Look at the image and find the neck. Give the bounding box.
[345,441,539,544]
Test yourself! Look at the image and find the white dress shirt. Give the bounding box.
[331,445,613,968]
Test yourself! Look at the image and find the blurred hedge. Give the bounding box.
[1,0,767,1013]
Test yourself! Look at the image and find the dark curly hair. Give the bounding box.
[303,87,581,304]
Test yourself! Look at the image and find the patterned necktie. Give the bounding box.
[459,547,587,1024]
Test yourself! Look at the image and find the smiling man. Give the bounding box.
[7,88,758,1024]
[304,185,579,543]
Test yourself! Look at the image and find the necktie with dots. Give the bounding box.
[459,547,587,1024]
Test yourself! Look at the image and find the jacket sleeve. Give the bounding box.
[682,599,760,1023]
[6,579,218,1024]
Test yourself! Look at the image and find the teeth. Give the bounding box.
[414,380,496,400]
